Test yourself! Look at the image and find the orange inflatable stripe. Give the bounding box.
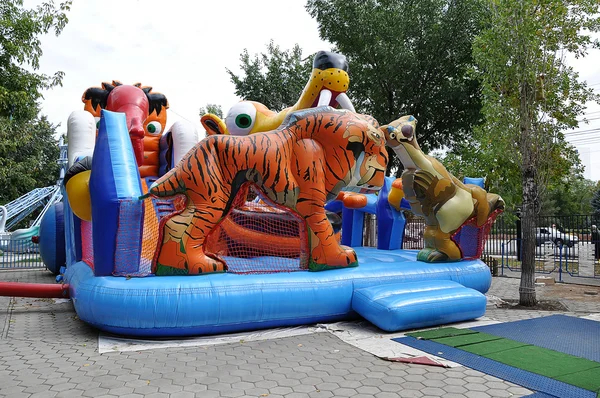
[219,218,301,255]
[144,135,160,152]
[139,165,158,178]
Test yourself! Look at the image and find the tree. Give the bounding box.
[307,0,486,175]
[471,0,599,306]
[227,41,313,113]
[0,0,70,206]
[1,0,71,122]
[199,104,223,119]
[0,116,60,204]
[592,185,600,220]
[540,177,596,216]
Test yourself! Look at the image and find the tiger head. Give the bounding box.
[339,113,388,193]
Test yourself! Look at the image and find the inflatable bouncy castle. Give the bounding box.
[5,52,504,337]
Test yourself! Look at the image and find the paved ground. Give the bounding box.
[1,270,599,398]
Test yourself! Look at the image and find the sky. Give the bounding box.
[30,0,331,135]
[28,0,600,180]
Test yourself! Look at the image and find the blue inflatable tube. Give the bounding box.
[65,247,491,337]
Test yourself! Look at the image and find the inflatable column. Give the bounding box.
[89,110,143,276]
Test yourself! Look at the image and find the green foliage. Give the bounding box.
[463,0,599,209]
[0,116,60,204]
[592,186,600,219]
[199,103,223,119]
[307,0,485,174]
[0,0,71,122]
[0,0,70,204]
[468,0,600,305]
[227,41,313,113]
[540,177,596,216]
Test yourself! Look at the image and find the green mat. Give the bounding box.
[409,327,600,394]
[432,332,502,347]
[555,367,600,393]
[461,338,530,355]
[405,327,477,340]
[486,345,599,378]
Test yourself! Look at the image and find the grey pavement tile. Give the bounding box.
[6,270,600,398]
[397,389,424,397]
[375,393,402,398]
[54,390,83,398]
[465,391,492,398]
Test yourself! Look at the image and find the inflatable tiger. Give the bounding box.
[145,107,388,275]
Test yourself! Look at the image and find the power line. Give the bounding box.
[168,109,196,125]
[564,127,600,136]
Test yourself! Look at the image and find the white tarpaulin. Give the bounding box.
[99,316,500,368]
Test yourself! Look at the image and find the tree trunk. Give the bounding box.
[519,81,537,307]
[520,169,537,306]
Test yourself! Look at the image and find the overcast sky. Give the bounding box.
[29,0,600,180]
[31,0,330,133]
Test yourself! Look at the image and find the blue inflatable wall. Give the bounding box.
[39,202,66,275]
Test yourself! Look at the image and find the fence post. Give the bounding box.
[501,241,505,276]
[558,243,563,282]
[516,208,522,261]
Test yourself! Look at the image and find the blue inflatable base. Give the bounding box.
[64,247,492,337]
[352,280,487,332]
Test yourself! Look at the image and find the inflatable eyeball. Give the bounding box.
[145,121,163,135]
[225,102,257,136]
[65,170,92,221]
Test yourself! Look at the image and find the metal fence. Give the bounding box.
[398,213,600,281]
[3,210,600,280]
[0,236,44,269]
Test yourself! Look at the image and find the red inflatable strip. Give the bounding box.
[0,282,70,298]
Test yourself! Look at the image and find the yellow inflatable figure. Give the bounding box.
[381,115,505,262]
[201,51,355,136]
[387,179,406,212]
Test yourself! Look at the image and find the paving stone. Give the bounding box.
[308,391,334,398]
[23,385,52,394]
[131,385,159,395]
[291,384,321,393]
[465,391,492,398]
[356,385,381,395]
[422,378,446,388]
[28,392,57,398]
[398,389,424,397]
[48,383,77,392]
[54,390,84,397]
[487,389,515,397]
[444,384,468,394]
[104,387,134,396]
[182,383,208,393]
[0,272,581,398]
[98,380,126,389]
[376,393,403,398]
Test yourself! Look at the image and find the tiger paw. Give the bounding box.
[156,240,187,272]
[309,244,358,271]
[187,253,227,274]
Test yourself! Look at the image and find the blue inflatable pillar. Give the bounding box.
[341,194,377,247]
[62,185,81,267]
[89,110,143,276]
[377,177,407,250]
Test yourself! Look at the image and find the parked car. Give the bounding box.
[535,226,579,247]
